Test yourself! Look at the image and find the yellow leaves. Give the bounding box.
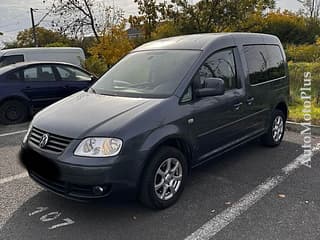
[89,24,134,68]
[151,21,178,40]
[286,44,320,62]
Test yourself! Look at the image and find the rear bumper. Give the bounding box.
[19,146,143,200]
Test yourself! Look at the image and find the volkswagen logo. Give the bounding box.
[39,134,49,148]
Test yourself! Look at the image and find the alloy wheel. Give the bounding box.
[154,158,183,201]
[272,115,284,142]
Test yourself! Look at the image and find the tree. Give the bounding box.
[133,0,158,39]
[135,0,275,35]
[48,0,124,41]
[151,21,179,39]
[16,27,70,47]
[0,32,3,36]
[89,23,133,69]
[261,11,312,44]
[301,0,320,19]
[3,41,18,49]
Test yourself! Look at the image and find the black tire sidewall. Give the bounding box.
[0,100,28,125]
[140,146,188,209]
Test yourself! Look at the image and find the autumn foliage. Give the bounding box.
[87,23,134,75]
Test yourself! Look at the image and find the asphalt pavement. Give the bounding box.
[0,124,319,240]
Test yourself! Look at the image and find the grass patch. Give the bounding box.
[288,62,320,106]
[289,104,320,125]
[288,62,320,125]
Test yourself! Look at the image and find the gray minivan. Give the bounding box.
[20,33,289,209]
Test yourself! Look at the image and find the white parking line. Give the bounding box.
[185,149,319,240]
[0,130,27,137]
[0,172,28,185]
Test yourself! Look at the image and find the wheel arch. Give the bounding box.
[0,95,32,115]
[137,134,193,192]
[274,101,288,121]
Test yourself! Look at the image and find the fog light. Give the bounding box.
[93,186,104,195]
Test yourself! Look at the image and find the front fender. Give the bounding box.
[140,124,192,153]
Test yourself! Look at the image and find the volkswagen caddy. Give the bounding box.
[20,33,289,209]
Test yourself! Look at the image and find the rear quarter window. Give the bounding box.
[0,55,24,67]
[6,70,22,81]
[244,45,285,85]
[265,45,286,80]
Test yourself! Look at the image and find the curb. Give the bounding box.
[286,121,320,136]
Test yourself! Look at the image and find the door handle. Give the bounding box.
[246,97,255,105]
[233,102,243,111]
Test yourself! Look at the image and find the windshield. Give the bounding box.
[91,50,200,98]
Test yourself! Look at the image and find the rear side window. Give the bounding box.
[0,55,24,67]
[265,45,286,80]
[6,71,22,81]
[23,66,57,82]
[244,45,285,85]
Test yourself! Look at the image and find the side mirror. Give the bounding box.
[195,77,225,97]
[91,75,98,82]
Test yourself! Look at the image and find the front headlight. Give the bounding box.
[74,137,123,157]
[23,124,32,144]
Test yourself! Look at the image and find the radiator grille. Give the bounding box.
[28,127,72,154]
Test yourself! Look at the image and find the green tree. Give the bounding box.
[262,11,310,44]
[158,0,275,33]
[133,0,158,39]
[16,27,70,47]
[241,11,320,44]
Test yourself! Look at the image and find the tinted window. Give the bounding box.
[0,55,24,67]
[56,65,91,81]
[265,45,286,80]
[23,66,56,82]
[93,50,200,98]
[6,70,22,81]
[243,45,268,85]
[244,45,285,85]
[198,49,238,90]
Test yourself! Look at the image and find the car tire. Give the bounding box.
[261,109,286,147]
[0,100,28,125]
[139,146,188,209]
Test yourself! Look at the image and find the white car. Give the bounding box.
[0,47,85,68]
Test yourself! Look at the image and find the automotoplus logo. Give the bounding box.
[300,72,312,168]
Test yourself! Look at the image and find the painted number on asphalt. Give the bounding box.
[28,207,75,230]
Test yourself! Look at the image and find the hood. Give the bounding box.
[33,91,154,139]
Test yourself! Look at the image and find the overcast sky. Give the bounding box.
[0,0,304,49]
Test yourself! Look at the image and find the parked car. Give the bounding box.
[20,33,289,209]
[0,47,85,68]
[0,61,96,124]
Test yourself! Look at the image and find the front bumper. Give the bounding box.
[19,145,145,200]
